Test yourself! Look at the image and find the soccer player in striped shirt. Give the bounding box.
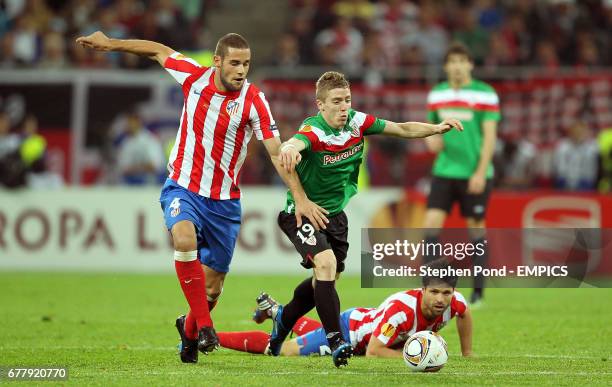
[269,71,463,367]
[216,261,473,358]
[423,42,501,306]
[75,32,326,364]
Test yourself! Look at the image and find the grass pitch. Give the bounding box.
[0,272,610,386]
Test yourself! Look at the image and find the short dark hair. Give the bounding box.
[215,33,250,58]
[444,41,472,64]
[422,259,458,288]
[316,71,350,101]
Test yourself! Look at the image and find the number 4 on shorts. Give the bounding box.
[170,197,181,217]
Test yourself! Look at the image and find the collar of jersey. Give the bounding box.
[316,112,348,135]
[207,69,242,98]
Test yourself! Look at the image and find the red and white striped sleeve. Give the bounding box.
[163,52,204,85]
[249,89,279,141]
[451,291,468,317]
[372,302,415,347]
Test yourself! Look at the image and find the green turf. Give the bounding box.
[0,273,610,386]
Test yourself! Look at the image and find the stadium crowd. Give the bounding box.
[0,0,610,69]
[0,0,610,192]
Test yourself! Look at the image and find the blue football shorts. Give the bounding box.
[295,308,355,356]
[159,178,241,273]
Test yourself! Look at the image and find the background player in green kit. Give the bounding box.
[423,42,501,306]
[264,71,463,368]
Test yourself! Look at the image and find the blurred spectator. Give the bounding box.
[598,128,612,193]
[401,4,447,66]
[270,33,301,68]
[314,16,363,71]
[483,32,515,69]
[332,0,376,32]
[116,111,165,186]
[19,114,46,171]
[534,40,560,71]
[453,8,489,65]
[0,111,26,188]
[19,114,63,188]
[496,133,537,190]
[39,31,67,68]
[553,121,599,191]
[10,15,40,65]
[475,0,503,31]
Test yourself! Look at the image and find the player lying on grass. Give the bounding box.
[213,262,473,358]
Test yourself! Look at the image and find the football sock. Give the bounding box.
[292,316,323,335]
[208,299,218,311]
[314,279,343,348]
[217,331,270,354]
[472,237,488,297]
[281,277,315,329]
[423,235,440,264]
[174,251,212,331]
[184,310,198,340]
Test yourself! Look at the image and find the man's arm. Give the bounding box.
[468,120,497,194]
[263,137,329,230]
[456,308,473,357]
[76,31,174,66]
[425,135,444,153]
[365,336,403,358]
[381,119,463,139]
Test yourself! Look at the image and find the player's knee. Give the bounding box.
[313,253,336,279]
[424,210,446,228]
[173,233,196,252]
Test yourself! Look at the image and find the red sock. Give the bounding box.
[292,316,322,335]
[184,311,198,340]
[208,299,218,312]
[217,331,270,354]
[175,260,212,330]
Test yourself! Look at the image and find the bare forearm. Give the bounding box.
[109,38,173,63]
[475,123,497,176]
[366,346,403,358]
[397,122,444,138]
[457,315,473,356]
[270,156,307,201]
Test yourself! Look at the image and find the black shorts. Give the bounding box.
[427,176,493,220]
[278,210,349,273]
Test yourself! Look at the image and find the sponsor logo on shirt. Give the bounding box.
[299,125,312,133]
[439,109,473,121]
[322,142,363,165]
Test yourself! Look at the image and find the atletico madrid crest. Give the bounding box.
[226,100,240,116]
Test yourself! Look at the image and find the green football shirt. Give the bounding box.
[427,80,501,179]
[285,109,386,215]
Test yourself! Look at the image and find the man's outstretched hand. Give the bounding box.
[76,31,113,51]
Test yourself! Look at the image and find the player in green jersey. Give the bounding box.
[265,71,463,368]
[423,42,500,306]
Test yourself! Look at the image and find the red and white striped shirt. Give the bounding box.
[348,289,467,355]
[164,52,279,199]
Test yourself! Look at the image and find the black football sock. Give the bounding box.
[314,279,343,348]
[280,277,315,329]
[472,237,488,297]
